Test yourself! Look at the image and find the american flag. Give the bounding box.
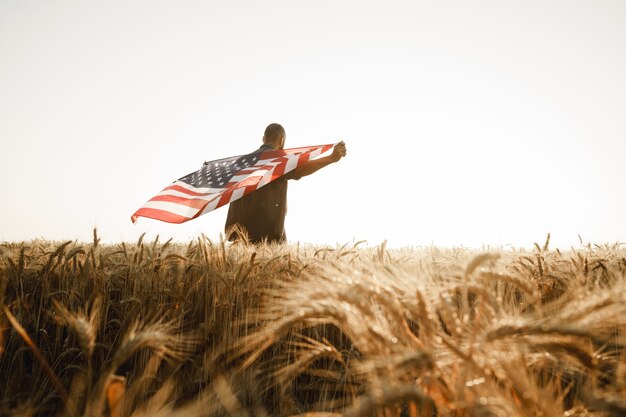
[131,143,335,224]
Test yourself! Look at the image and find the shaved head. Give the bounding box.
[263,123,285,148]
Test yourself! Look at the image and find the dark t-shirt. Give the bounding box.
[224,145,297,243]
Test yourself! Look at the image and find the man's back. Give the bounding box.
[225,173,289,244]
[225,144,290,243]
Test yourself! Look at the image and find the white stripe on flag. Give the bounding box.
[256,167,276,188]
[228,170,271,183]
[156,189,220,201]
[308,147,327,159]
[283,153,299,173]
[231,187,246,201]
[199,195,221,215]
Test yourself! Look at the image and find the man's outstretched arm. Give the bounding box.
[289,141,347,180]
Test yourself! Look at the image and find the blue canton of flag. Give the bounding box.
[179,153,261,188]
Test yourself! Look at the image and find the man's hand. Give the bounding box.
[331,141,347,162]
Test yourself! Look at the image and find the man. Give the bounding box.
[225,123,347,244]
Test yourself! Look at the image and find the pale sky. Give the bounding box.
[1,0,625,249]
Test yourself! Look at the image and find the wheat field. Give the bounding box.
[1,231,625,417]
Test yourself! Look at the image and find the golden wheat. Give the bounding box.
[0,231,625,416]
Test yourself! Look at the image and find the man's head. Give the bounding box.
[263,123,286,150]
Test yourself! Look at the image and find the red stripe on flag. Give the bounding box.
[149,194,209,210]
[131,207,190,224]
[272,152,310,181]
[216,189,235,209]
[270,157,289,178]
[297,152,311,167]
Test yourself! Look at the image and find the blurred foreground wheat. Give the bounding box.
[1,231,625,416]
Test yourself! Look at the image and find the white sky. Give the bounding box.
[1,0,625,249]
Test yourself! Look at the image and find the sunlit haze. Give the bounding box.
[1,1,625,249]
